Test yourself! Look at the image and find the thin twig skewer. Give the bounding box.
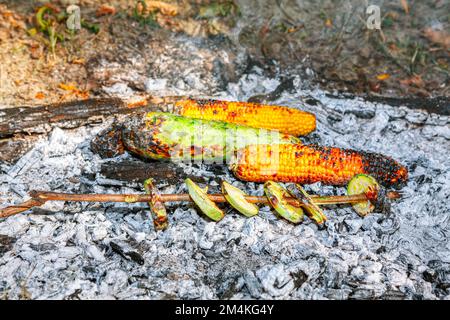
[0,190,400,219]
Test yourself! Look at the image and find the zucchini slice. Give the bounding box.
[347,174,379,216]
[291,184,327,225]
[185,178,224,221]
[222,181,259,217]
[144,178,169,230]
[264,181,304,224]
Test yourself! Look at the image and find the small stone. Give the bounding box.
[109,240,144,265]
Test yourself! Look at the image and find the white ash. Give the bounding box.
[1,69,450,300]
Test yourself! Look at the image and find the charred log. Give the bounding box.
[99,160,215,185]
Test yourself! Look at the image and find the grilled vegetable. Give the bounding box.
[230,144,408,187]
[264,181,304,223]
[174,99,316,136]
[347,174,379,216]
[288,184,327,225]
[221,181,259,217]
[119,112,300,162]
[144,178,168,230]
[185,178,224,221]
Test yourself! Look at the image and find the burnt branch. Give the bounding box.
[0,95,193,139]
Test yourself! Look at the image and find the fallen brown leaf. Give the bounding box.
[376,73,390,81]
[369,81,381,93]
[400,75,425,88]
[127,97,148,108]
[58,83,90,99]
[400,0,409,14]
[35,92,45,99]
[424,28,450,49]
[71,58,86,65]
[145,0,179,16]
[96,4,116,17]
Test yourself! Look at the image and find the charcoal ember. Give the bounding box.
[290,269,308,289]
[0,235,16,256]
[109,240,144,265]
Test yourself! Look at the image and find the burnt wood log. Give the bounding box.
[0,96,186,163]
[99,160,226,185]
[1,98,133,139]
[0,95,191,139]
[0,135,43,163]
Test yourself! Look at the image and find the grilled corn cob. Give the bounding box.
[92,112,300,161]
[173,99,316,136]
[230,144,408,186]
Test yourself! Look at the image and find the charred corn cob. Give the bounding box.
[91,112,300,161]
[230,144,408,186]
[173,99,316,136]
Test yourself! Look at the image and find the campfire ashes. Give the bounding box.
[0,46,449,299]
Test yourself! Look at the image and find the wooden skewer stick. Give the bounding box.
[0,190,400,219]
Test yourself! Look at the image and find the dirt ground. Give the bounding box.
[0,0,448,107]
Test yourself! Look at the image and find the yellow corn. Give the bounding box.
[174,99,316,136]
[229,144,408,186]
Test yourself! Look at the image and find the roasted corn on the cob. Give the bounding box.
[230,144,408,186]
[91,112,301,161]
[174,99,316,136]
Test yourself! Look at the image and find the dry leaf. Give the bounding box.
[424,28,450,49]
[58,83,89,99]
[127,97,148,108]
[71,58,86,65]
[96,4,116,17]
[29,44,42,59]
[400,0,409,14]
[369,81,381,93]
[376,73,390,81]
[59,83,78,91]
[325,18,332,28]
[400,75,424,88]
[145,0,179,16]
[35,92,45,99]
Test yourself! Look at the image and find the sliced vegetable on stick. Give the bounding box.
[144,178,168,230]
[288,184,327,225]
[221,181,259,217]
[185,178,224,221]
[264,181,304,224]
[346,174,380,216]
